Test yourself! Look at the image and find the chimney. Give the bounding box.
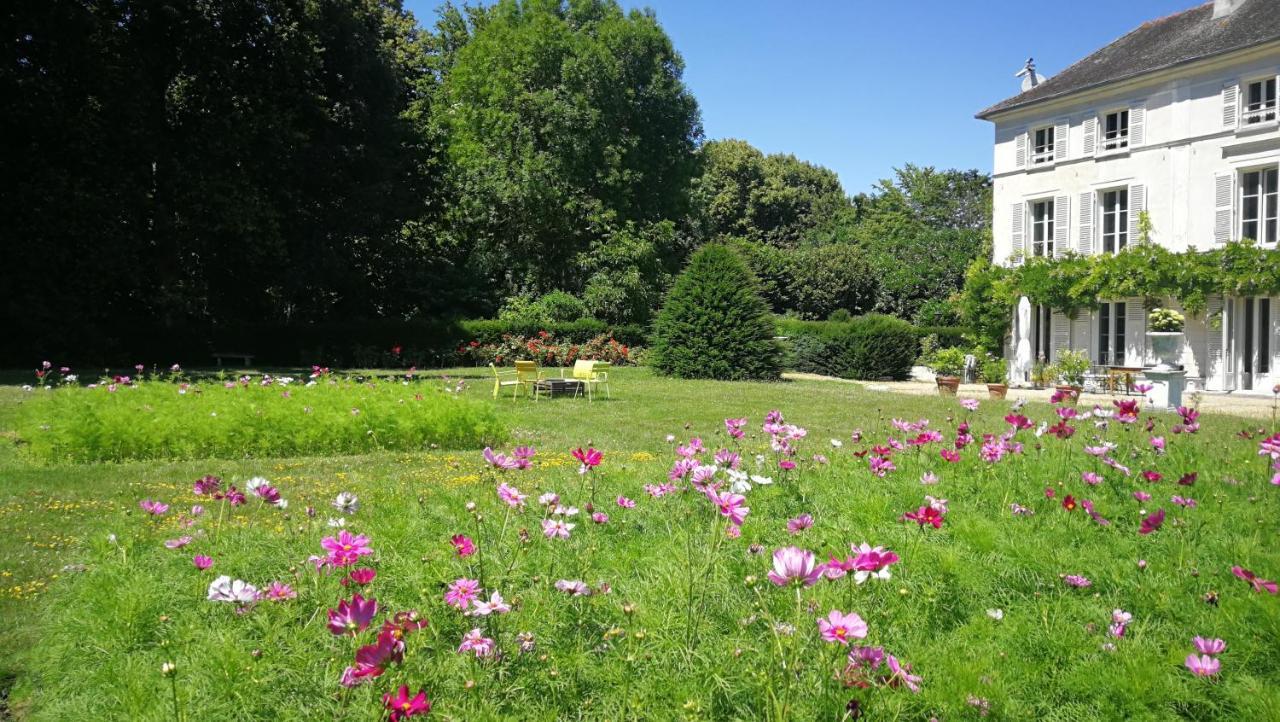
[1214,0,1245,19]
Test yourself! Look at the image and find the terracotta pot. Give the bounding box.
[986,383,1008,400]
[936,376,960,396]
[1054,385,1082,406]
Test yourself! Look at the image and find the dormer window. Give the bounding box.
[1032,126,1055,164]
[1243,78,1277,125]
[1101,110,1129,151]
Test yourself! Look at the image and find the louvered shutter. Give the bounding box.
[1052,311,1070,359]
[1214,172,1235,243]
[1015,132,1028,169]
[1082,116,1097,156]
[1125,300,1146,366]
[1053,195,1070,258]
[1054,118,1069,162]
[1011,203,1024,263]
[1130,103,1145,147]
[1071,315,1091,358]
[1223,82,1239,128]
[1128,184,1146,243]
[1206,296,1224,386]
[1078,191,1094,254]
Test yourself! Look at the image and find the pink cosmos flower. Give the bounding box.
[139,499,169,516]
[328,594,378,635]
[541,518,574,539]
[261,581,297,601]
[1141,470,1163,483]
[615,496,636,508]
[1063,574,1092,588]
[458,628,496,658]
[778,459,796,471]
[1172,495,1197,508]
[940,449,960,463]
[384,685,431,721]
[483,447,519,471]
[817,610,868,645]
[450,534,476,557]
[885,654,923,693]
[468,591,511,616]
[1150,436,1166,454]
[919,471,938,485]
[346,568,377,586]
[1044,487,1056,499]
[1178,472,1198,486]
[1081,499,1110,526]
[192,555,213,570]
[554,579,590,596]
[1139,509,1166,535]
[497,482,527,508]
[714,448,741,469]
[709,490,749,526]
[1081,471,1103,486]
[571,446,603,473]
[1133,490,1152,502]
[850,543,899,583]
[725,417,748,439]
[786,514,813,535]
[164,536,193,549]
[193,475,222,496]
[1193,637,1226,655]
[960,399,979,411]
[591,512,609,524]
[1231,565,1279,594]
[767,546,824,587]
[869,456,896,477]
[444,578,481,609]
[322,530,374,567]
[1185,654,1220,677]
[901,505,944,529]
[512,445,536,469]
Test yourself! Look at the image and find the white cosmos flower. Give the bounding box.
[245,477,270,493]
[749,474,774,486]
[987,608,1004,621]
[327,517,346,528]
[207,575,258,604]
[830,439,844,448]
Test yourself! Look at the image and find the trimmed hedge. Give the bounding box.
[778,314,920,381]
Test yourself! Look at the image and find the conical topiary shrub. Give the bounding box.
[650,243,781,380]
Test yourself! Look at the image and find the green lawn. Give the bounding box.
[1,367,1278,720]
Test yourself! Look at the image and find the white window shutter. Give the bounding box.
[1223,82,1239,129]
[1128,184,1146,243]
[1130,103,1145,147]
[1053,194,1070,257]
[1054,118,1069,162]
[1015,132,1028,169]
[1078,191,1094,254]
[1206,295,1224,384]
[1011,202,1024,263]
[1214,172,1235,243]
[1082,116,1096,156]
[1125,300,1146,366]
[1052,311,1070,359]
[1071,315,1090,358]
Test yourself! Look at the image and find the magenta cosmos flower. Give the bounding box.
[1231,565,1279,594]
[1193,637,1226,655]
[767,547,824,587]
[328,594,378,636]
[850,543,900,583]
[616,495,636,508]
[786,514,814,535]
[139,499,169,515]
[450,534,476,557]
[483,447,519,471]
[817,610,868,645]
[457,628,496,658]
[901,505,944,529]
[322,530,374,566]
[571,446,603,473]
[708,489,749,526]
[497,482,527,508]
[384,685,431,721]
[1185,654,1220,677]
[1062,574,1092,588]
[445,578,481,609]
[1139,509,1166,535]
[192,554,214,570]
[541,518,574,539]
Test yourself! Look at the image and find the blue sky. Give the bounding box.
[404,0,1199,194]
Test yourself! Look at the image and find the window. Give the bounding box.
[1100,189,1129,253]
[1243,78,1277,125]
[1031,199,1055,257]
[1096,302,1126,366]
[1032,126,1055,164]
[1102,110,1129,151]
[1241,167,1279,243]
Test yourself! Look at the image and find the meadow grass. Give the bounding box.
[0,367,1278,720]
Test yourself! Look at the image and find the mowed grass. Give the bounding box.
[0,366,1278,720]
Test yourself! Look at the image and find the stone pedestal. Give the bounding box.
[1140,369,1186,410]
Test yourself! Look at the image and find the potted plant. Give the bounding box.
[929,347,967,396]
[1146,307,1185,372]
[1031,358,1051,389]
[979,355,1009,399]
[1053,349,1090,405]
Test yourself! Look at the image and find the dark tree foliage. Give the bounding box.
[1,0,439,361]
[650,244,780,380]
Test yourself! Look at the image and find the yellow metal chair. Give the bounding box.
[490,363,520,399]
[491,361,545,400]
[515,360,546,401]
[571,360,611,401]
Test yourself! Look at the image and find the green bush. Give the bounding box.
[499,291,590,325]
[650,244,781,380]
[15,376,506,463]
[927,347,967,377]
[778,314,919,380]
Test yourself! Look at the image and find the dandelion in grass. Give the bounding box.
[615,495,636,508]
[445,578,481,609]
[468,591,511,616]
[332,492,360,515]
[817,610,868,645]
[450,534,476,558]
[1231,565,1278,594]
[383,685,431,721]
[786,514,813,535]
[1185,654,1221,677]
[542,518,574,539]
[767,546,824,587]
[328,594,378,635]
[192,554,213,570]
[322,530,374,566]
[207,576,258,605]
[555,579,590,596]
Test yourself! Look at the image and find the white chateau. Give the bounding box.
[978,0,1280,392]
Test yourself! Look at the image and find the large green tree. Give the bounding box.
[433,0,702,297]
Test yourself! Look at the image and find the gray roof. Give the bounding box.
[977,0,1280,119]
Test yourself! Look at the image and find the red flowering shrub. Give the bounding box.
[457,332,634,366]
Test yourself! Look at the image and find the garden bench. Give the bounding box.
[212,351,255,367]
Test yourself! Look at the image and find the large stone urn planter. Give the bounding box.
[1146,331,1183,372]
